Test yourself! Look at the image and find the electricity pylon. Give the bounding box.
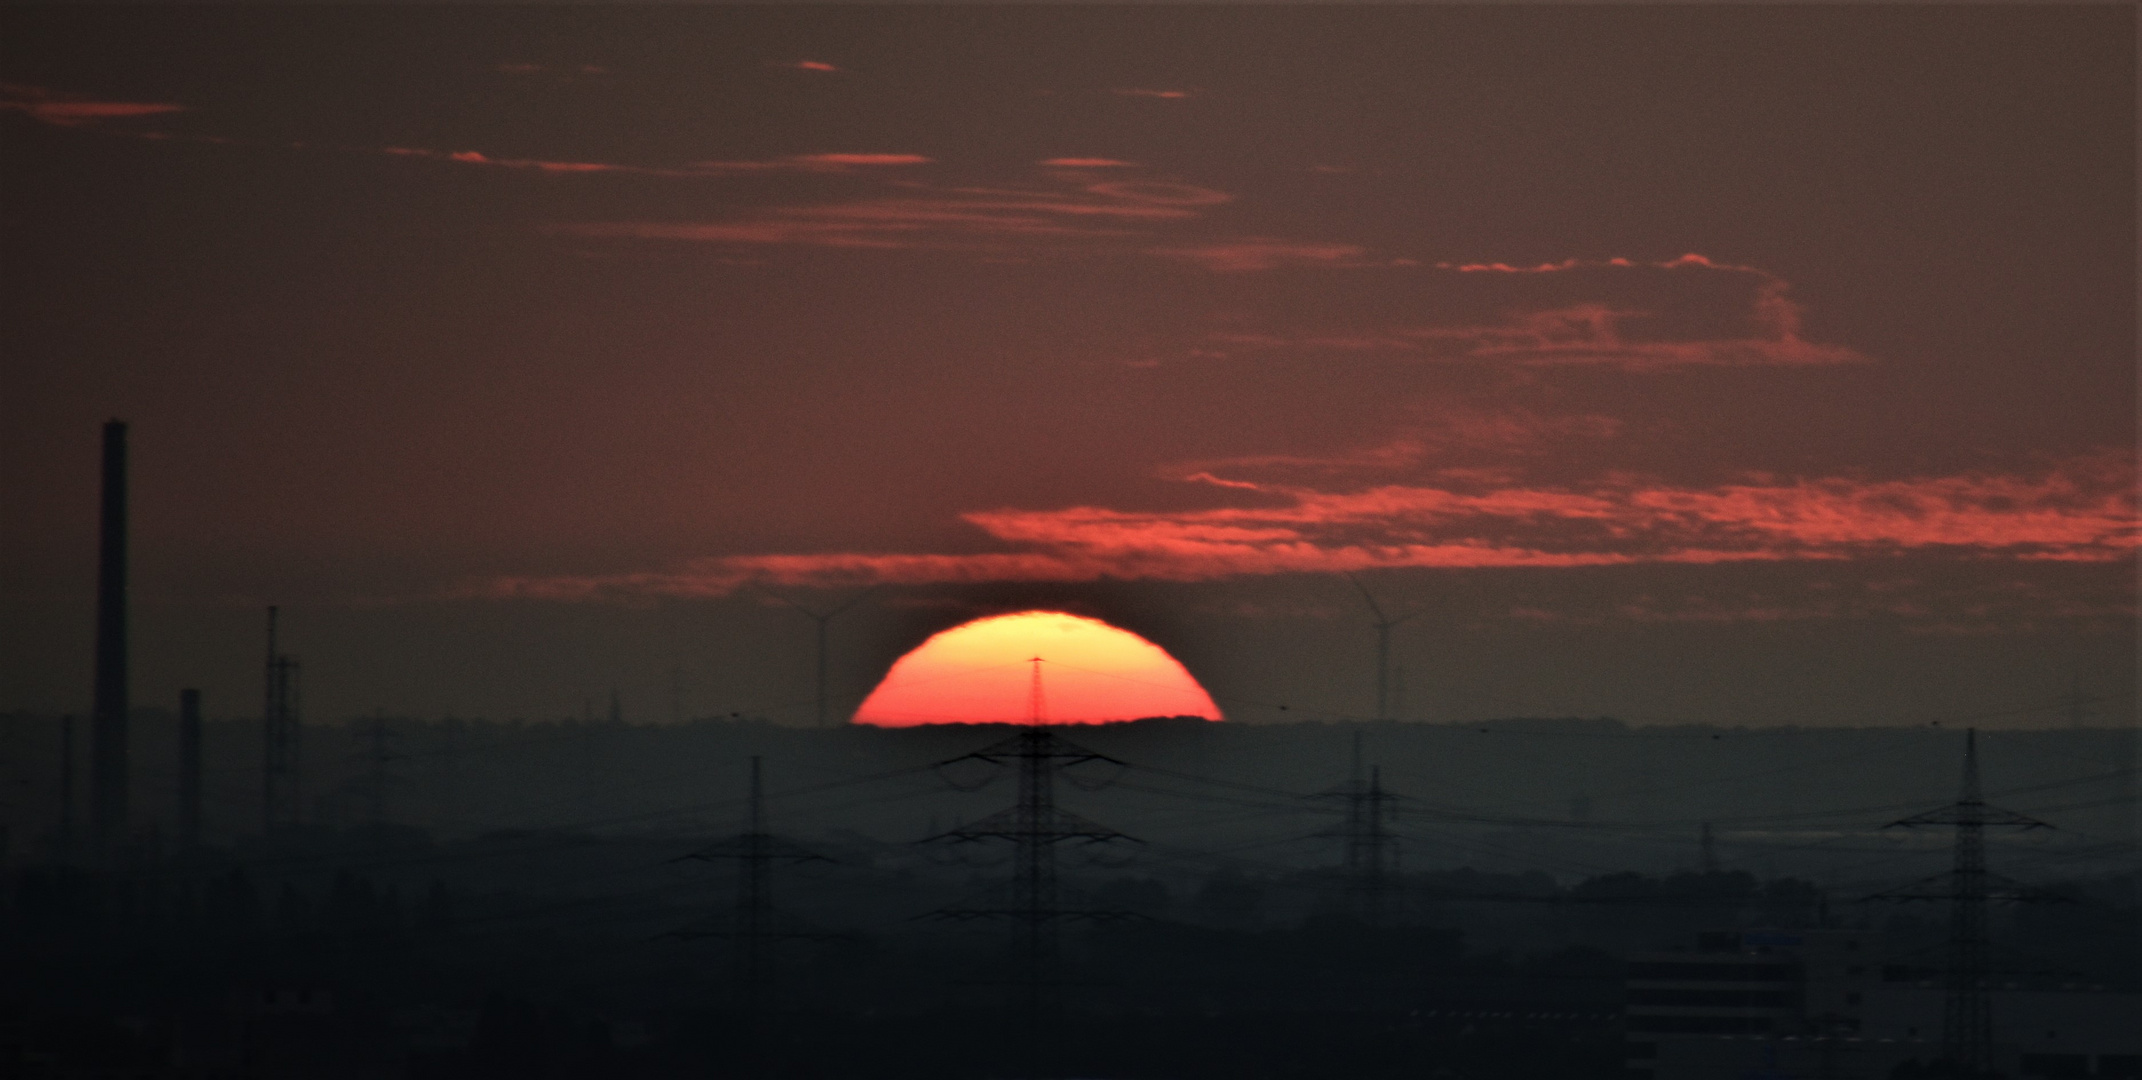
[1322,731,1399,925]
[926,659,1138,1079]
[1876,728,2052,1076]
[1348,575,1420,720]
[671,757,831,1009]
[358,710,402,849]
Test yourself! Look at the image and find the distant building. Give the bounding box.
[1625,929,2140,1079]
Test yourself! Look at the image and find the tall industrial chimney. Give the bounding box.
[262,607,301,834]
[179,688,203,849]
[91,419,129,853]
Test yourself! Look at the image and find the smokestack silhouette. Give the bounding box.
[179,689,202,849]
[262,607,302,834]
[91,419,129,853]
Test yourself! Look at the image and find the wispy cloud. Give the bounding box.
[477,453,2137,602]
[1210,254,1867,368]
[1114,88,1194,100]
[382,146,638,174]
[493,63,606,76]
[1391,302,1860,369]
[0,83,183,127]
[558,177,1234,252]
[1147,239,1372,272]
[1169,412,1625,483]
[784,60,841,72]
[379,146,932,178]
[692,152,932,173]
[1509,576,2138,632]
[117,129,1363,270]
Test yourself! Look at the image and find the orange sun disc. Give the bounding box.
[850,610,1222,726]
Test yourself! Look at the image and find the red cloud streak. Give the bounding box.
[1215,253,1866,367]
[479,456,2137,601]
[1148,239,1370,271]
[1,83,183,126]
[380,147,934,177]
[559,179,1231,250]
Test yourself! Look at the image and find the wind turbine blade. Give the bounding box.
[1347,573,1388,623]
[825,585,878,618]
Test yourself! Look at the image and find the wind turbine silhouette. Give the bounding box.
[1348,574,1421,721]
[753,586,875,727]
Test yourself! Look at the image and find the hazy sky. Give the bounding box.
[3,6,2133,728]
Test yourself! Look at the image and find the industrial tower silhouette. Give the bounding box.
[1324,731,1400,925]
[926,659,1138,1079]
[667,756,831,1078]
[91,420,128,856]
[261,606,302,835]
[1881,728,2053,1075]
[675,756,830,1005]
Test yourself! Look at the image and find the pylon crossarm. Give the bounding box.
[943,742,1025,766]
[1071,834,1143,848]
[1051,746,1126,768]
[1885,809,1960,828]
[1049,807,1136,842]
[919,830,993,846]
[925,805,1134,845]
[924,806,1025,841]
[1886,804,2053,830]
[1980,805,2054,829]
[931,760,1003,791]
[1868,870,2064,904]
[942,741,1123,769]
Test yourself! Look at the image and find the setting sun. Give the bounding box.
[850,611,1222,726]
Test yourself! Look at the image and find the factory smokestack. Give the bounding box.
[92,419,129,854]
[179,688,203,849]
[263,607,301,834]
